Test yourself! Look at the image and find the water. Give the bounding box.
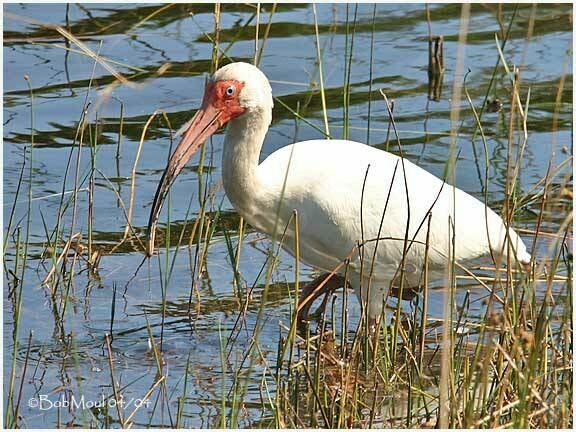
[3,3,572,428]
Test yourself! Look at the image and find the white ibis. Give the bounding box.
[147,62,531,332]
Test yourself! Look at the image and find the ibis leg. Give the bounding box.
[296,273,346,334]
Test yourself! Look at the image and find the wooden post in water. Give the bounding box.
[427,35,445,101]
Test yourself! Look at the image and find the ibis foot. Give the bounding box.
[296,273,346,335]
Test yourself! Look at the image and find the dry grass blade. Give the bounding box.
[105,333,126,426]
[5,11,131,87]
[124,375,166,427]
[42,232,81,289]
[439,4,470,428]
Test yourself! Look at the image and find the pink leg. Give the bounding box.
[296,273,346,334]
[368,315,382,353]
[389,284,420,301]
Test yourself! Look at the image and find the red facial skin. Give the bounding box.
[146,78,246,255]
[202,79,246,121]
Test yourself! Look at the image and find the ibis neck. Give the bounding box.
[222,108,270,220]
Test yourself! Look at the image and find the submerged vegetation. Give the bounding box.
[3,3,573,428]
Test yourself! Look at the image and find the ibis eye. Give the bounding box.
[225,86,235,96]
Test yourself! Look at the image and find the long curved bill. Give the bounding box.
[146,101,224,256]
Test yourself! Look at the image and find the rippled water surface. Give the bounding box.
[3,3,572,428]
